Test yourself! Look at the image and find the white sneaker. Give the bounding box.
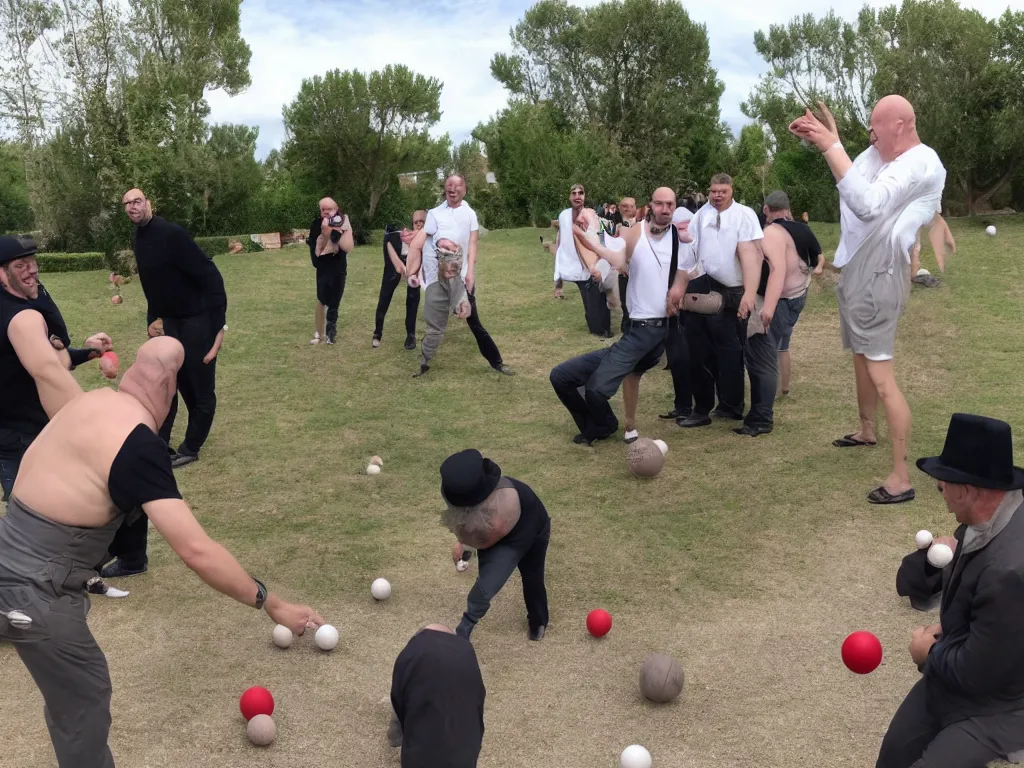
[456,560,470,572]
[624,429,639,443]
[309,332,321,345]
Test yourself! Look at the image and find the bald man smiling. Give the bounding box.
[790,95,946,505]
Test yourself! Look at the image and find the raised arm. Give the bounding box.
[8,310,84,418]
[574,222,638,271]
[144,497,324,634]
[405,227,428,279]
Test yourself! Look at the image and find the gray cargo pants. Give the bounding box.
[420,277,470,367]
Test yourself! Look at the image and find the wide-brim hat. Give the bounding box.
[440,449,502,507]
[0,236,38,266]
[916,413,1024,490]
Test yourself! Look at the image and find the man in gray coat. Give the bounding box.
[876,413,1024,768]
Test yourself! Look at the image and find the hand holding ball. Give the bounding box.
[927,542,954,568]
[315,624,339,651]
[99,351,119,380]
[915,530,933,549]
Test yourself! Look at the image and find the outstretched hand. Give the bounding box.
[266,598,324,636]
[788,101,840,152]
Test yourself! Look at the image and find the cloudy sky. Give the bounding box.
[206,0,1015,160]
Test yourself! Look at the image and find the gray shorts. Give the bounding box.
[837,269,905,362]
[772,293,807,352]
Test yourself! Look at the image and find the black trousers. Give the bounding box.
[374,266,419,339]
[575,279,610,336]
[316,266,347,334]
[159,313,218,456]
[876,678,1024,768]
[619,274,630,333]
[666,315,692,415]
[456,518,551,638]
[98,509,149,571]
[685,287,746,418]
[465,291,503,368]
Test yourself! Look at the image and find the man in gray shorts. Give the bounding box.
[0,337,323,767]
[791,95,946,505]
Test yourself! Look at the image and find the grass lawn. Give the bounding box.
[2,216,1023,767]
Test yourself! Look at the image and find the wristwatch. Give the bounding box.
[253,578,267,610]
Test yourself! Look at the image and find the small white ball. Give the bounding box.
[653,439,668,456]
[621,744,653,768]
[366,464,381,475]
[371,578,392,601]
[272,624,293,649]
[986,225,997,236]
[927,542,954,569]
[315,624,339,651]
[915,530,934,550]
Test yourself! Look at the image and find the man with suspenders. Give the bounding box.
[549,188,692,444]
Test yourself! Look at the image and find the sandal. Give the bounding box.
[833,433,877,448]
[868,486,916,505]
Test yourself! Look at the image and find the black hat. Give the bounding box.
[0,236,38,266]
[440,449,502,507]
[916,413,1024,490]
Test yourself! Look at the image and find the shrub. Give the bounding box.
[195,235,265,258]
[37,252,106,273]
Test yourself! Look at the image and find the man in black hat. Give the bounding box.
[387,622,485,767]
[876,413,1024,768]
[439,449,551,641]
[0,236,113,503]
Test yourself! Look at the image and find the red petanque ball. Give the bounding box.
[586,609,613,638]
[842,631,883,674]
[240,686,275,721]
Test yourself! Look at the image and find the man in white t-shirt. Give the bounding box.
[790,95,946,505]
[553,184,609,337]
[678,173,764,429]
[405,174,514,377]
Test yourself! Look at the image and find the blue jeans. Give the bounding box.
[772,292,807,352]
[1,454,22,502]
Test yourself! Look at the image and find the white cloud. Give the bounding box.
[206,0,1019,159]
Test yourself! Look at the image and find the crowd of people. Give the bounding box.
[1,93,1023,768]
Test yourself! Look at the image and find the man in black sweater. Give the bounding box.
[373,211,425,350]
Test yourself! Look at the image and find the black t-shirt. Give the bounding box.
[108,424,182,514]
[0,285,72,450]
[490,478,551,552]
[307,217,348,272]
[382,226,407,272]
[757,219,823,296]
[133,216,227,327]
[390,628,485,768]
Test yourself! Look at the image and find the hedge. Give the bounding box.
[195,235,266,258]
[37,252,106,273]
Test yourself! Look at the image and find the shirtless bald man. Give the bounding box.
[0,337,323,768]
[791,95,946,504]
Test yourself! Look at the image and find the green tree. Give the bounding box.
[490,0,727,193]
[281,64,450,235]
[0,140,35,231]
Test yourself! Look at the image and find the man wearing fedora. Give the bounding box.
[876,413,1024,768]
[439,449,551,641]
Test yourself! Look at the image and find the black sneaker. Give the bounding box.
[413,364,430,378]
[493,364,516,376]
[733,424,772,437]
[404,334,416,350]
[711,408,743,421]
[171,452,198,469]
[529,625,546,641]
[659,409,689,420]
[677,414,712,428]
[100,559,148,579]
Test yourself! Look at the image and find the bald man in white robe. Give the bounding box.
[791,95,946,506]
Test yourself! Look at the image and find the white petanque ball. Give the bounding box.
[653,439,668,456]
[927,542,954,569]
[272,624,293,649]
[986,225,997,236]
[371,578,392,601]
[246,714,276,746]
[366,464,381,475]
[315,624,339,651]
[621,744,653,768]
[915,530,933,550]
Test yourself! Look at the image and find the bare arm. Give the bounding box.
[336,214,355,254]
[760,228,788,318]
[405,228,428,278]
[737,240,763,298]
[386,241,405,274]
[576,224,639,271]
[8,310,84,418]
[144,498,324,633]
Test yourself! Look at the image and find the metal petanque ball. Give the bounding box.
[626,438,665,478]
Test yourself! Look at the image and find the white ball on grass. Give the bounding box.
[986,225,997,236]
[315,624,339,651]
[272,624,293,649]
[621,744,653,768]
[927,543,954,569]
[653,439,668,456]
[915,530,933,550]
[371,578,392,601]
[246,714,276,746]
[366,464,381,475]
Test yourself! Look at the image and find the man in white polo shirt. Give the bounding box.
[678,173,763,428]
[553,183,609,337]
[405,174,514,377]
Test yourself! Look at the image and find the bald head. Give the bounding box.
[422,624,456,635]
[649,187,677,229]
[319,198,339,218]
[122,188,151,225]
[119,337,185,428]
[870,94,920,161]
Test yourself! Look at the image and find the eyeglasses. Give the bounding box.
[123,198,145,208]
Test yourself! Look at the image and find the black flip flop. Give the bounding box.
[868,486,916,505]
[833,433,877,448]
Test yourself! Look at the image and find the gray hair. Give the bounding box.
[440,477,512,535]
